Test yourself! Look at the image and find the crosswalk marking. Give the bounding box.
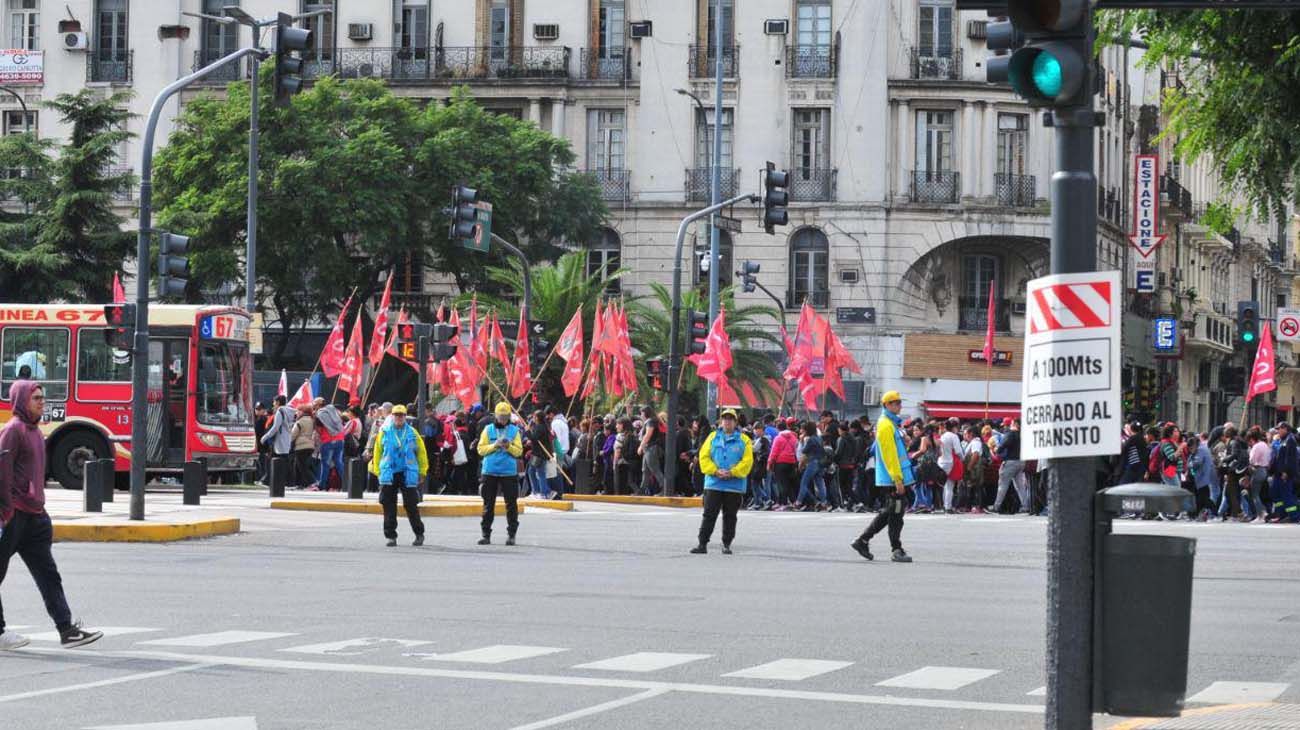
[573,652,712,673]
[27,627,160,642]
[876,666,1001,691]
[722,659,854,681]
[138,631,297,648]
[1187,681,1290,704]
[1027,686,1046,697]
[414,645,567,664]
[280,638,432,656]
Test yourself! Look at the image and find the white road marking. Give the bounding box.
[280,638,432,656]
[414,644,567,664]
[86,717,258,730]
[106,649,1045,715]
[722,659,854,681]
[876,666,1001,691]
[1186,681,1290,704]
[0,660,212,704]
[573,652,712,673]
[1027,686,1046,696]
[26,627,160,642]
[138,631,297,648]
[506,688,669,730]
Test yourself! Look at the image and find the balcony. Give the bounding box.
[958,297,1012,333]
[786,289,830,309]
[909,170,959,204]
[313,46,570,83]
[192,49,249,83]
[587,168,631,203]
[909,48,962,81]
[87,51,132,84]
[1186,313,1233,355]
[685,167,740,202]
[688,45,739,79]
[994,173,1036,207]
[786,45,836,79]
[109,166,136,202]
[1161,174,1194,220]
[1097,187,1126,227]
[787,168,837,202]
[578,48,633,82]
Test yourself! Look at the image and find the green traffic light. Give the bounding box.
[1243,331,1256,343]
[1031,51,1063,97]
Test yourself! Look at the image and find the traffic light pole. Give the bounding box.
[666,193,760,496]
[490,232,532,323]
[705,0,725,422]
[131,46,268,521]
[246,49,260,314]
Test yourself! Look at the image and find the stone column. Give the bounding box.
[896,98,911,203]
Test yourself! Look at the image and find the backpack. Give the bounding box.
[1147,443,1165,478]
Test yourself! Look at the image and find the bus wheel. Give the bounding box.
[50,431,109,491]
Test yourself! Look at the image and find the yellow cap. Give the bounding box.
[391,405,408,415]
[494,402,512,417]
[880,390,902,405]
[720,408,738,419]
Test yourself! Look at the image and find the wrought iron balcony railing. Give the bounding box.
[787,289,830,309]
[578,48,633,82]
[909,170,959,204]
[88,50,132,84]
[688,45,739,79]
[587,168,631,202]
[1161,174,1194,218]
[685,167,740,202]
[959,296,1012,333]
[788,168,837,202]
[192,49,249,83]
[310,46,570,82]
[786,45,835,79]
[109,166,136,202]
[994,173,1036,207]
[910,47,962,80]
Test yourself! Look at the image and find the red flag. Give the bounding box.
[718,377,742,407]
[277,369,288,398]
[489,313,511,376]
[594,300,619,355]
[556,307,585,397]
[612,301,636,395]
[320,296,354,377]
[783,304,817,381]
[508,308,532,398]
[1247,321,1277,401]
[982,279,997,365]
[470,312,491,371]
[367,275,394,367]
[796,314,832,409]
[694,306,733,384]
[440,309,463,392]
[111,273,125,304]
[288,377,313,409]
[582,301,606,399]
[337,319,365,395]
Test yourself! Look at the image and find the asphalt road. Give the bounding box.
[2,499,1298,730]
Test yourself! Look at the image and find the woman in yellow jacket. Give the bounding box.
[690,409,754,555]
[370,405,429,547]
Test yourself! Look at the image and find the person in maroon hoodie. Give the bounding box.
[0,380,102,651]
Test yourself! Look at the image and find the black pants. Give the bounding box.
[0,511,73,634]
[480,474,519,537]
[860,491,906,552]
[293,448,315,487]
[772,463,797,504]
[697,489,743,546]
[379,475,424,540]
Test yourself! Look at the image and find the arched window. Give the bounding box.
[694,230,733,289]
[789,228,829,307]
[588,227,621,293]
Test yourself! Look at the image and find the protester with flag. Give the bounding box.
[320,296,354,379]
[337,317,365,396]
[367,274,394,368]
[508,308,532,399]
[556,307,585,397]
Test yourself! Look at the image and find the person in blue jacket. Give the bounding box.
[369,405,429,547]
[690,409,754,555]
[851,390,915,563]
[476,402,525,545]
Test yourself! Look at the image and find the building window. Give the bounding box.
[796,0,831,49]
[599,0,624,60]
[793,109,829,175]
[706,0,734,52]
[960,254,1002,331]
[202,0,238,57]
[918,0,953,59]
[790,228,829,307]
[490,0,509,62]
[915,109,953,174]
[8,0,36,50]
[695,108,733,170]
[694,230,733,289]
[302,0,333,62]
[996,113,1028,176]
[587,109,625,171]
[3,108,35,134]
[400,0,429,57]
[392,253,423,294]
[587,227,622,293]
[95,0,127,63]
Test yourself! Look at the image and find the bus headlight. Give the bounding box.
[197,432,225,449]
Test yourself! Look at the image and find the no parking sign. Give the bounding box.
[1277,308,1300,343]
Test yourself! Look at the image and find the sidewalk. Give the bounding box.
[44,488,241,543]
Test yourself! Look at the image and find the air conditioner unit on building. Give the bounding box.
[629,21,652,39]
[1011,300,1027,316]
[533,23,560,41]
[63,31,89,51]
[862,385,880,406]
[347,23,373,41]
[1157,271,1167,288]
[764,19,789,35]
[839,269,859,284]
[967,20,988,40]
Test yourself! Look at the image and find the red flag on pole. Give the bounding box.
[582,301,606,399]
[556,307,585,397]
[508,308,532,398]
[1246,320,1277,401]
[320,297,354,377]
[337,320,365,395]
[277,369,288,398]
[367,274,394,367]
[982,279,997,365]
[783,303,817,381]
[288,377,313,409]
[694,306,734,384]
[111,273,125,304]
[489,313,511,376]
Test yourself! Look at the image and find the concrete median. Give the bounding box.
[562,494,702,508]
[52,516,241,542]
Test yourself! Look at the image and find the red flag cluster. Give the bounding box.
[783,303,860,411]
[582,300,636,399]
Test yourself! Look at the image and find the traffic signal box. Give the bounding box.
[687,309,709,356]
[104,304,136,350]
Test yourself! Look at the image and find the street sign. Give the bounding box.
[713,215,742,234]
[968,349,1013,366]
[1153,316,1178,352]
[835,307,877,325]
[1277,308,1300,342]
[1020,270,1122,460]
[460,201,493,252]
[199,314,249,342]
[1134,259,1156,293]
[1129,154,1166,260]
[497,318,546,336]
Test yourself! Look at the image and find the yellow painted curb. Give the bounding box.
[523,499,575,511]
[271,500,524,517]
[1105,703,1271,729]
[563,494,702,508]
[53,518,241,543]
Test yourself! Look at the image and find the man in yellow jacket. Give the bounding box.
[476,402,525,545]
[370,405,429,547]
[690,409,754,555]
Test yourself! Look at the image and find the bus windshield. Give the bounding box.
[196,341,253,428]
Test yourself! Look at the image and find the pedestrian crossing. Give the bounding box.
[16,626,1294,707]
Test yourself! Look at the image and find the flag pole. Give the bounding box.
[469,354,573,487]
[985,358,992,421]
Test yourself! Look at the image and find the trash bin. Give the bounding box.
[1094,483,1197,717]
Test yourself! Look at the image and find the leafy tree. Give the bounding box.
[1101,8,1300,220]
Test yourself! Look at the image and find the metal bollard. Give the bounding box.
[82,459,104,512]
[99,458,116,502]
[269,456,288,498]
[183,460,206,506]
[346,458,366,499]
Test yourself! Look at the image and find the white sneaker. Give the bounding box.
[0,631,31,650]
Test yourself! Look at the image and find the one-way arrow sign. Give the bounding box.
[496,319,545,336]
[1129,153,1167,259]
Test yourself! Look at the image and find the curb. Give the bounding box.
[271,500,526,517]
[522,499,575,511]
[562,494,702,508]
[53,518,241,543]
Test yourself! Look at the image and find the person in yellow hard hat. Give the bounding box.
[370,404,429,547]
[476,402,524,545]
[851,391,914,563]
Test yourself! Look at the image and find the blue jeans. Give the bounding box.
[317,440,345,488]
[796,466,826,506]
[526,463,549,497]
[750,472,770,506]
[913,483,934,510]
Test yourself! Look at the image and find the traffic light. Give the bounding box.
[431,322,459,363]
[532,338,551,369]
[739,260,760,293]
[1220,366,1246,395]
[156,231,190,298]
[762,162,789,235]
[103,303,136,351]
[1237,301,1260,348]
[273,12,312,106]
[396,322,418,362]
[687,309,708,356]
[983,0,1093,109]
[449,186,479,241]
[646,356,666,391]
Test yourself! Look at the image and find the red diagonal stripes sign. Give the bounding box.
[1027,281,1113,334]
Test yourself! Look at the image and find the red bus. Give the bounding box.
[0,304,258,490]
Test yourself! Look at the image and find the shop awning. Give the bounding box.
[922,402,1021,420]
